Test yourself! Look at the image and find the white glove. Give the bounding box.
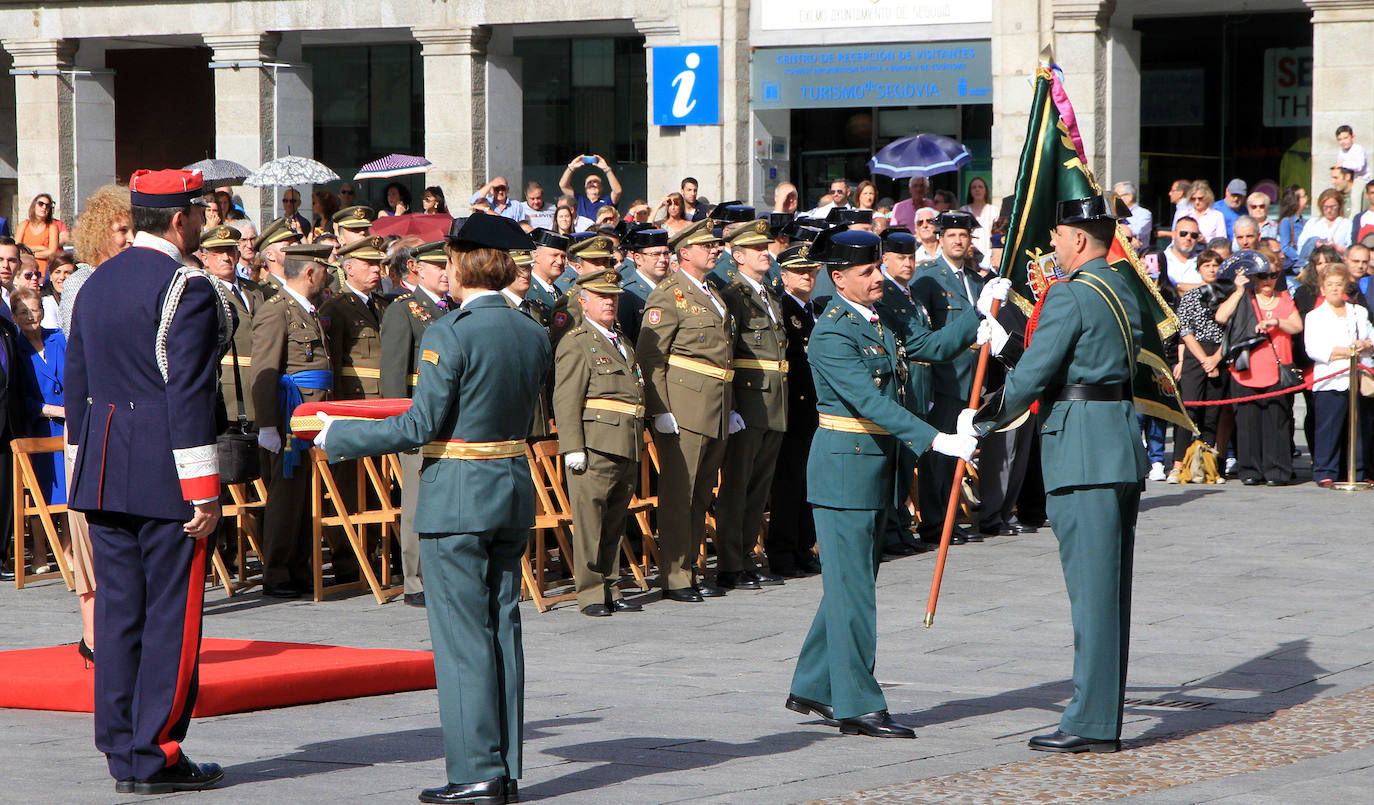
[313,413,336,450]
[931,432,977,462]
[652,413,680,434]
[258,426,282,454]
[976,317,1010,353]
[728,411,746,434]
[565,450,587,473]
[976,277,1012,318]
[956,409,978,439]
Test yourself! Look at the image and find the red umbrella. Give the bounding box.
[369,212,453,241]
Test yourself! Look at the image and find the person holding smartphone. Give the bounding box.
[559,154,622,222]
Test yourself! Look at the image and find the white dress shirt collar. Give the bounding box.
[132,231,184,264]
[460,290,500,309]
[280,282,315,314]
[839,294,879,322]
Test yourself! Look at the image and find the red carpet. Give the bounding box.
[0,639,436,717]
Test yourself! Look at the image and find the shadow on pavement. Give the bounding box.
[1138,487,1225,512]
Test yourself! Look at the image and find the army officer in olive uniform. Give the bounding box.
[314,215,549,805]
[548,234,617,344]
[552,268,646,617]
[784,225,1005,739]
[198,225,263,424]
[636,219,736,601]
[253,216,304,301]
[322,235,391,401]
[970,196,1146,754]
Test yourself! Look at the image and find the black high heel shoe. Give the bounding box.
[77,638,94,669]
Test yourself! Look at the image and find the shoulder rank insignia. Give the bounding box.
[421,349,439,365]
[647,308,662,325]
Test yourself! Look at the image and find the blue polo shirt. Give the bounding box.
[576,195,614,221]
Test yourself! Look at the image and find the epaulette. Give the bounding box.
[568,325,586,336]
[393,292,415,304]
[916,259,938,271]
[726,280,746,294]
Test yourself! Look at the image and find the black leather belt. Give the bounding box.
[1055,382,1131,402]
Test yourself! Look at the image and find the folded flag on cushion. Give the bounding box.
[290,399,413,441]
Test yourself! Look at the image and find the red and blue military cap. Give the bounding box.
[129,169,211,208]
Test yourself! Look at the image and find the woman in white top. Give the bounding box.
[1174,180,1228,242]
[1303,262,1374,485]
[960,176,996,268]
[1297,187,1352,261]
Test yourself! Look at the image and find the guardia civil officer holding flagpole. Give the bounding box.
[314,215,550,805]
[784,225,1009,738]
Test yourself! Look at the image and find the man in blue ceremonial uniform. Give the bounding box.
[65,168,226,794]
[526,228,569,311]
[617,225,670,335]
[784,225,1008,738]
[315,214,550,804]
[970,196,1147,753]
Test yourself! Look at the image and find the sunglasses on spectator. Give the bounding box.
[492,185,507,192]
[1176,231,1201,238]
[36,201,50,208]
[283,196,299,204]
[340,188,355,194]
[21,272,39,279]
[1190,196,1207,202]
[1253,272,1279,280]
[1248,203,1267,209]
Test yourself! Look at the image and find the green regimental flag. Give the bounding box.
[998,48,1197,433]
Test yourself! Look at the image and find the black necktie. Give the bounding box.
[366,297,378,320]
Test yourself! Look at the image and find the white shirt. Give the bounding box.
[500,288,524,308]
[1305,301,1374,392]
[525,205,556,230]
[216,277,252,315]
[881,267,911,292]
[344,280,370,307]
[280,282,316,314]
[1340,142,1370,181]
[681,271,725,318]
[629,267,658,291]
[1298,216,1352,253]
[530,273,558,296]
[916,243,940,263]
[1164,248,1201,287]
[132,230,185,264]
[416,284,444,306]
[839,294,880,326]
[460,290,499,309]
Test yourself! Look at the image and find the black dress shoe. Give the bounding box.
[838,710,915,739]
[1266,479,1288,487]
[1242,477,1263,486]
[132,755,224,794]
[961,528,985,543]
[979,524,1017,537]
[771,564,803,578]
[607,597,643,612]
[262,582,301,599]
[797,557,823,573]
[745,568,785,586]
[0,566,14,582]
[695,581,728,597]
[664,587,703,603]
[580,603,613,617]
[1027,730,1120,753]
[419,776,507,804]
[405,592,426,608]
[883,542,918,557]
[1009,520,1038,534]
[114,779,134,794]
[785,694,838,726]
[505,778,519,802]
[716,571,760,590]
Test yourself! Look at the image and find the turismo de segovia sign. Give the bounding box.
[751,40,991,110]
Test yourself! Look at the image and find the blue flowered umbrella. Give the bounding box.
[867,134,972,179]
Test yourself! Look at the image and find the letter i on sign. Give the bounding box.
[671,52,699,118]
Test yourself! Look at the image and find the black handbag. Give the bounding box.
[217,337,260,484]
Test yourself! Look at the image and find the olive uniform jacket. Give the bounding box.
[380,290,445,400]
[720,279,788,432]
[807,299,979,511]
[250,290,332,431]
[325,294,551,534]
[219,277,265,422]
[636,272,737,440]
[911,254,988,396]
[981,257,1148,490]
[321,288,389,399]
[552,322,645,460]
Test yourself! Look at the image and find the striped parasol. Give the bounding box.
[354,154,433,181]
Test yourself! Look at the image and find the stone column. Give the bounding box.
[1306,0,1374,205]
[5,39,75,220]
[1104,23,1141,188]
[414,27,488,211]
[1053,0,1116,186]
[989,1,1045,198]
[640,22,684,201]
[205,34,281,226]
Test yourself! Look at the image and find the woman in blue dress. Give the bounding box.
[11,286,66,507]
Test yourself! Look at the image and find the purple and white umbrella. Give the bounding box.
[867,133,971,179]
[353,154,433,181]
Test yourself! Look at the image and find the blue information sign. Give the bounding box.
[653,45,721,126]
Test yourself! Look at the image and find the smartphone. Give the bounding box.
[581,155,597,165]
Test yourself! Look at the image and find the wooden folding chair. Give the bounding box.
[10,437,73,590]
[309,449,403,604]
[632,432,666,574]
[522,439,577,611]
[213,478,269,595]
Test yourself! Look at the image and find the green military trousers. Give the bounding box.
[1046,482,1140,741]
[566,449,638,609]
[419,527,526,785]
[655,428,728,590]
[714,426,786,574]
[789,506,889,720]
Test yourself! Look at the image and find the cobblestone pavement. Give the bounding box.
[5,455,1374,804]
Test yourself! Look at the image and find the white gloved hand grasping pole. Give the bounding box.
[930,432,977,462]
[956,409,978,439]
[976,277,1012,318]
[975,317,1011,353]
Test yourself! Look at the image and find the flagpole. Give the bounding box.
[924,299,999,627]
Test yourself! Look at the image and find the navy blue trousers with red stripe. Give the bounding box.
[89,512,209,782]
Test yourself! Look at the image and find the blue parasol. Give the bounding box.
[867,134,972,179]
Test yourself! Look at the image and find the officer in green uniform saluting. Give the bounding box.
[785,225,1008,739]
[315,215,550,804]
[970,195,1147,754]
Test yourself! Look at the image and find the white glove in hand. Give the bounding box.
[976,316,1010,352]
[258,426,282,454]
[313,413,336,450]
[652,413,680,435]
[931,432,977,462]
[956,409,978,439]
[565,450,588,473]
[976,277,1013,318]
[728,411,747,435]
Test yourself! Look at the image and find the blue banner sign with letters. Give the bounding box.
[751,41,990,110]
[653,45,721,125]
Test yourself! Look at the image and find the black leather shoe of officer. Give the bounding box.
[960,526,985,543]
[695,580,728,597]
[883,542,918,557]
[1242,477,1263,486]
[580,603,612,617]
[405,592,426,608]
[770,563,803,578]
[746,568,785,586]
[607,597,643,612]
[797,556,823,573]
[716,571,760,590]
[838,710,916,739]
[418,776,507,804]
[114,779,135,794]
[1027,730,1120,753]
[784,694,838,726]
[979,522,1018,536]
[132,755,224,794]
[664,587,704,603]
[1008,519,1038,534]
[263,582,301,599]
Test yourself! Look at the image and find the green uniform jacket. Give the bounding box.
[911,254,987,396]
[249,290,332,430]
[807,298,979,510]
[617,268,656,335]
[220,277,265,422]
[707,251,739,289]
[552,322,645,460]
[636,272,737,439]
[880,277,936,415]
[379,290,445,399]
[720,278,788,432]
[525,277,561,312]
[325,294,552,534]
[983,257,1149,490]
[320,288,389,399]
[505,292,553,437]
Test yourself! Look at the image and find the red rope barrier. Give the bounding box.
[1182,366,1354,407]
